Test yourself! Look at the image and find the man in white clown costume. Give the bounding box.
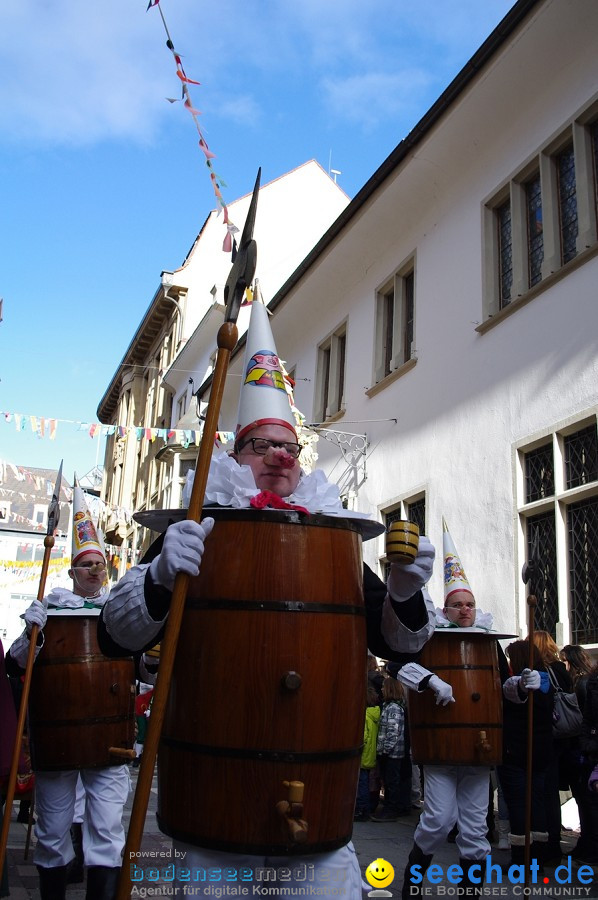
[99,294,438,898]
[397,521,543,899]
[7,485,132,900]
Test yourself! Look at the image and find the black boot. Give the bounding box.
[510,838,525,866]
[67,822,84,884]
[402,844,433,900]
[37,865,68,900]
[86,865,120,900]
[530,840,546,873]
[458,858,484,897]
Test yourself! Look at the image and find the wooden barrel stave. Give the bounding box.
[408,633,502,767]
[29,616,135,770]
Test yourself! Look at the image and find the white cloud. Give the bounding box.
[0,0,172,144]
[215,95,262,128]
[322,69,434,130]
[0,0,513,145]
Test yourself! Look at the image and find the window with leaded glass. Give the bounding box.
[557,144,578,264]
[383,497,426,580]
[385,509,401,529]
[484,111,598,323]
[497,200,512,307]
[405,497,426,535]
[564,424,598,489]
[524,443,554,503]
[526,511,559,638]
[568,496,598,644]
[526,175,543,287]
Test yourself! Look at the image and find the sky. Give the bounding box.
[0,0,514,485]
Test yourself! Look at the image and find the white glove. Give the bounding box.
[428,674,455,706]
[387,535,435,602]
[520,668,541,692]
[149,518,215,591]
[24,598,48,635]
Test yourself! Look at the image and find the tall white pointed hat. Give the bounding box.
[443,517,474,602]
[235,284,297,444]
[72,476,105,566]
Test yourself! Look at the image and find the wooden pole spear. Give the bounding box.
[522,531,540,885]
[116,170,261,900]
[0,461,63,873]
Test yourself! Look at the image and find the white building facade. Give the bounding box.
[203,0,598,646]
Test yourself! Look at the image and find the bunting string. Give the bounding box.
[149,0,239,252]
[1,410,235,450]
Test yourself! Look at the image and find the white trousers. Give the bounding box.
[34,766,130,868]
[162,841,367,898]
[73,774,85,824]
[415,765,491,860]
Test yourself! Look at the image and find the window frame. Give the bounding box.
[314,322,347,423]
[373,260,416,387]
[483,103,598,324]
[378,491,427,581]
[515,414,598,648]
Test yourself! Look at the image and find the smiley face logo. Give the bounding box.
[365,858,395,889]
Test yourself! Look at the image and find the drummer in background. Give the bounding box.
[397,521,544,899]
[6,487,131,900]
[98,297,438,896]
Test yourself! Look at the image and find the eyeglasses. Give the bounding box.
[238,438,302,459]
[73,562,106,574]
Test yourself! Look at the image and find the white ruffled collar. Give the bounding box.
[186,451,365,517]
[434,607,494,631]
[45,586,107,609]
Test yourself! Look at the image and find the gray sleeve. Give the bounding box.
[380,587,436,654]
[103,564,168,651]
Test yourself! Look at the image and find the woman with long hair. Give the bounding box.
[560,645,593,704]
[532,630,574,865]
[498,640,554,866]
[560,645,597,863]
[577,660,598,864]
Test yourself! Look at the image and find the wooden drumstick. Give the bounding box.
[108,747,137,760]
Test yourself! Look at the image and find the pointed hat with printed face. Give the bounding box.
[443,518,474,602]
[235,292,297,444]
[72,478,105,566]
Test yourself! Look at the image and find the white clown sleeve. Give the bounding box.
[138,654,157,686]
[8,631,44,669]
[503,675,527,704]
[396,662,434,692]
[103,564,168,651]
[380,587,436,654]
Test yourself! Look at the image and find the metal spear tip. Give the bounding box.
[223,168,261,325]
[47,460,63,535]
[521,559,537,585]
[521,530,541,585]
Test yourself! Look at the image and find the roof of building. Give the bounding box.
[0,463,72,535]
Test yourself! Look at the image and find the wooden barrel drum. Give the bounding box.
[408,631,502,766]
[157,508,367,855]
[29,615,135,770]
